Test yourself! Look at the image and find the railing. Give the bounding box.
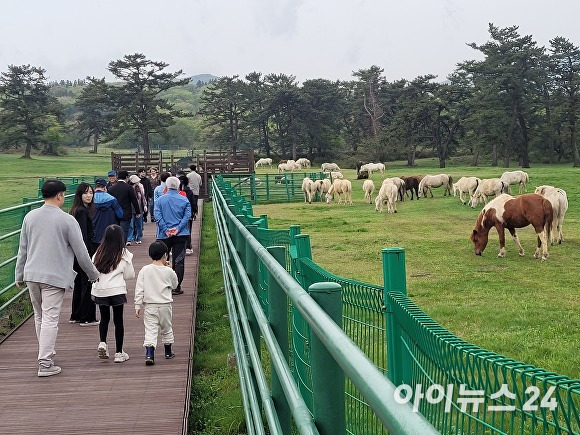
[0,194,75,339]
[221,172,329,204]
[214,174,580,434]
[213,176,438,434]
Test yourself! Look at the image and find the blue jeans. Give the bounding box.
[148,197,155,221]
[128,214,144,242]
[119,219,131,243]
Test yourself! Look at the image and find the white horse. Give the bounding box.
[359,162,385,177]
[315,178,332,202]
[362,179,375,204]
[500,170,529,194]
[321,162,341,172]
[418,174,453,198]
[326,179,352,205]
[470,178,509,208]
[255,158,272,169]
[278,160,300,173]
[453,176,481,205]
[296,158,311,168]
[301,177,318,204]
[534,185,569,245]
[375,180,398,213]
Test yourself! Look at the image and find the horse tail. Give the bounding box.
[447,174,453,187]
[501,181,509,194]
[474,178,479,191]
[543,199,553,244]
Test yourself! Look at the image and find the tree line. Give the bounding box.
[0,24,579,167]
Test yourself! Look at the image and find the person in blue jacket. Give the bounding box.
[154,176,191,295]
[92,179,123,246]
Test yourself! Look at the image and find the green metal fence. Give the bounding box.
[221,172,330,203]
[213,176,439,435]
[214,174,580,435]
[0,192,76,334]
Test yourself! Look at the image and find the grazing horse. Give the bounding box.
[255,157,273,168]
[500,170,529,194]
[470,178,509,208]
[401,176,422,200]
[534,185,569,245]
[453,176,481,205]
[470,194,553,260]
[418,174,453,198]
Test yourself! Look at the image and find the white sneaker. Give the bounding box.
[114,351,130,363]
[38,365,62,377]
[186,249,193,255]
[98,342,109,359]
[80,320,100,327]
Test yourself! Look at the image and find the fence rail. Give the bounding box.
[0,193,75,338]
[214,174,580,435]
[213,175,438,434]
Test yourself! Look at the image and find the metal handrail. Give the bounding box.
[213,178,439,434]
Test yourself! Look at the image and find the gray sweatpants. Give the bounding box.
[27,282,65,368]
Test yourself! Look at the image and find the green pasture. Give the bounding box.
[0,152,578,380]
[0,150,112,207]
[253,161,580,379]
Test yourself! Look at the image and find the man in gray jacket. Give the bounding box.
[15,180,100,377]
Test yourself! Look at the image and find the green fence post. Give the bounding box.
[250,174,257,203]
[382,247,407,386]
[259,214,268,229]
[308,282,345,435]
[267,246,291,435]
[382,247,407,296]
[293,234,312,287]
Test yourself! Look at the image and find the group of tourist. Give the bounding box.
[14,164,202,377]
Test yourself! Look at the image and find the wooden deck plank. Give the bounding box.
[0,202,202,434]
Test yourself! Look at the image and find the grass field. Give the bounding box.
[253,161,580,379]
[0,150,113,207]
[1,151,577,380]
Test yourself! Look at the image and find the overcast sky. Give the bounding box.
[1,0,578,84]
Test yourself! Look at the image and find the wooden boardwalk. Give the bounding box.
[0,203,202,434]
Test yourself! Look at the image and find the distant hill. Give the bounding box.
[188,74,218,84]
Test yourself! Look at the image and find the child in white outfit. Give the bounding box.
[91,224,134,363]
[135,241,178,365]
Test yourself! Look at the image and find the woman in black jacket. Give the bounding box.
[179,175,195,255]
[69,183,99,326]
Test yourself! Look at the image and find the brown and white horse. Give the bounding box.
[470,194,553,260]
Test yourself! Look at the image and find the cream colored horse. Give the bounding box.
[534,185,569,244]
[418,174,453,198]
[453,176,481,205]
[500,170,529,194]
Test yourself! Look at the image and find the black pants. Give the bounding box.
[159,235,187,290]
[186,219,193,249]
[192,195,199,217]
[70,261,97,323]
[98,304,124,353]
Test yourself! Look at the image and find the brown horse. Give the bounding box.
[470,194,553,260]
[401,175,423,200]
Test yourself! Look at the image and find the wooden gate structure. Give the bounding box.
[111,150,255,198]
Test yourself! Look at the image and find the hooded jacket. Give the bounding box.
[92,190,123,244]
